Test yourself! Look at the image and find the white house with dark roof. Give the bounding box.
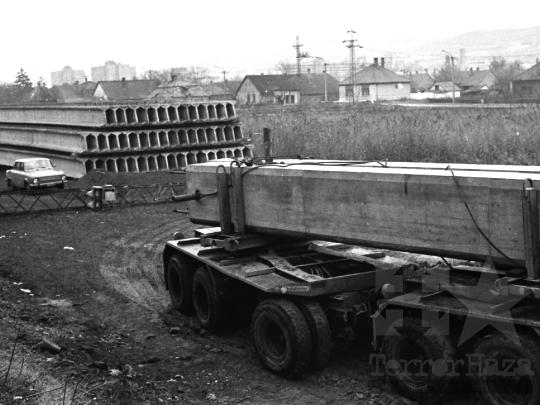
[340,58,411,102]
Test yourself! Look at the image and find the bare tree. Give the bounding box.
[185,65,211,86]
[274,60,295,74]
[140,69,176,85]
[490,58,524,100]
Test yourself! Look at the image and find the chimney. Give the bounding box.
[122,77,126,88]
[381,58,385,68]
[374,58,379,66]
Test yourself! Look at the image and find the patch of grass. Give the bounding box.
[0,328,84,405]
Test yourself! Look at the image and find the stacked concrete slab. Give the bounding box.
[0,102,252,178]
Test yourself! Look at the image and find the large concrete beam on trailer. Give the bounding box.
[0,102,237,128]
[186,159,540,268]
[0,147,85,178]
[0,125,86,153]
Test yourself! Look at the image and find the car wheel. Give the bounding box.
[57,183,65,190]
[7,180,15,190]
[24,182,31,191]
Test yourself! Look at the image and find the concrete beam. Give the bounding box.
[83,125,245,153]
[0,125,86,153]
[0,102,237,128]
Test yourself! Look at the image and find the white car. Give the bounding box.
[5,158,67,190]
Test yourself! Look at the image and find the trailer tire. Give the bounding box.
[470,332,540,405]
[382,316,457,405]
[295,299,332,371]
[192,267,229,333]
[252,299,313,379]
[167,254,195,315]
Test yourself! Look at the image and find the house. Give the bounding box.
[456,68,497,99]
[408,71,436,100]
[511,61,540,100]
[427,82,461,99]
[236,73,340,105]
[93,78,158,101]
[148,77,193,100]
[50,81,97,103]
[340,58,411,102]
[210,81,242,100]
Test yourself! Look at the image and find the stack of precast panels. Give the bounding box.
[0,102,252,178]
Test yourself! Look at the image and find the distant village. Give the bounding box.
[4,53,540,106]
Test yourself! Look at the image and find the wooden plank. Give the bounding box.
[187,160,540,268]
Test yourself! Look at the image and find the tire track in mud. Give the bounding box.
[99,217,195,312]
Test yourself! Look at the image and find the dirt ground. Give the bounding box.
[0,201,479,405]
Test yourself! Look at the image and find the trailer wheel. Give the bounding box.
[167,255,195,315]
[192,267,229,333]
[382,316,457,405]
[295,299,332,371]
[252,299,313,379]
[470,332,540,405]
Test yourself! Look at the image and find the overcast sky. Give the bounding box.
[2,0,540,85]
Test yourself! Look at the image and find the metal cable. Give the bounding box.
[446,165,523,268]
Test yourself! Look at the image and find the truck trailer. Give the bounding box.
[163,157,540,405]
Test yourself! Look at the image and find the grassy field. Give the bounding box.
[240,104,540,165]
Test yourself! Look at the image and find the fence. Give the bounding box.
[0,183,186,216]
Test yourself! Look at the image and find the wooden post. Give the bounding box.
[263,128,273,163]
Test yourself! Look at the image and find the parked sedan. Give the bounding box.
[5,158,67,190]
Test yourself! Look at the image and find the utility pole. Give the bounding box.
[324,62,328,102]
[214,66,227,82]
[442,50,455,104]
[343,30,362,103]
[214,66,228,97]
[293,36,309,74]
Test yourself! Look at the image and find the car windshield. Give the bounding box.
[25,160,53,171]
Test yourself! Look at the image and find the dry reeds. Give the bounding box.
[241,104,540,165]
